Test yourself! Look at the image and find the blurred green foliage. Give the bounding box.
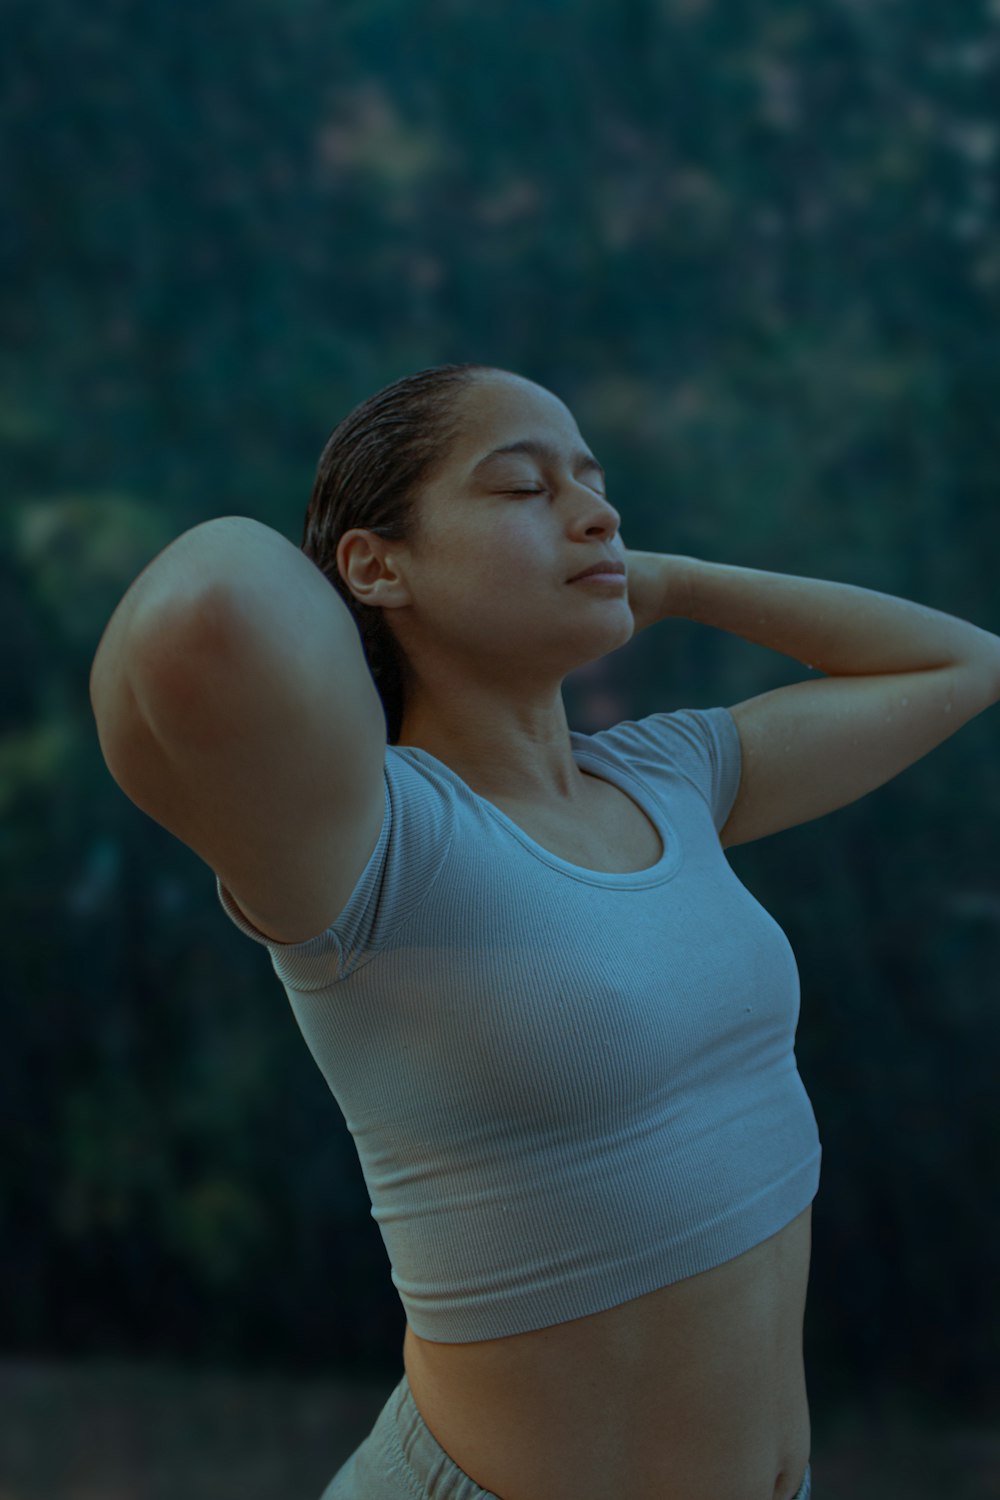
[2,0,999,1419]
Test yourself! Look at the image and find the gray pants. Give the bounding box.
[321,1372,813,1499]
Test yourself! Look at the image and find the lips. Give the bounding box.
[567,560,626,582]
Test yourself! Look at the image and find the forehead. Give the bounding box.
[452,375,582,461]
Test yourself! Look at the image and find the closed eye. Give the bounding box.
[505,486,607,498]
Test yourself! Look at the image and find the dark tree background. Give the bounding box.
[2,0,999,1482]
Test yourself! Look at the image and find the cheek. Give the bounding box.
[432,517,552,600]
[481,537,552,594]
[466,522,533,579]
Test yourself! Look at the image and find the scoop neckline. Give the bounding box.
[393,734,684,887]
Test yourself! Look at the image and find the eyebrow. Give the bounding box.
[468,440,606,486]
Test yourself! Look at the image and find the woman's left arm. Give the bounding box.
[624,549,1000,848]
[627,550,1000,679]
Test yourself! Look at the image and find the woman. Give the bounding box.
[97,361,997,1498]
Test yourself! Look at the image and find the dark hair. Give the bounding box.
[301,362,499,744]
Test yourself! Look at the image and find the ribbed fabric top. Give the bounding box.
[216,706,821,1343]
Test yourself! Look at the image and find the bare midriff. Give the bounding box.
[402,1204,813,1500]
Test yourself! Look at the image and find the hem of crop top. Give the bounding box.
[398,1147,823,1343]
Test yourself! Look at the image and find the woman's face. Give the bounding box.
[341,371,634,702]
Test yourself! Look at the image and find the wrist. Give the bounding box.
[659,554,701,621]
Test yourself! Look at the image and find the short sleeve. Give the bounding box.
[211,754,455,991]
[587,705,743,834]
[661,706,742,832]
